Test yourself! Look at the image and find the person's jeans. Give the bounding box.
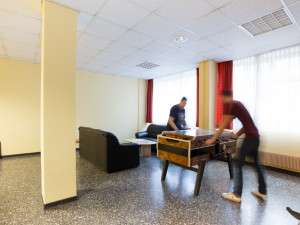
[233,138,267,197]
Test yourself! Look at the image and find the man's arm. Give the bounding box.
[183,118,187,127]
[236,127,245,137]
[205,115,235,145]
[168,116,178,130]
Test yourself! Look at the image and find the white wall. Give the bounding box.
[76,70,140,142]
[0,58,147,155]
[138,79,147,132]
[0,58,40,156]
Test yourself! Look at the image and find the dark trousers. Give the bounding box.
[234,138,267,197]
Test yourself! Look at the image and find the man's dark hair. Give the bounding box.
[221,90,233,97]
[181,97,187,101]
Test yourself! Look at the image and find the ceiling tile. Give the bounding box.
[255,25,300,43]
[127,49,159,60]
[264,35,300,51]
[85,18,128,41]
[123,66,151,75]
[77,12,93,32]
[182,54,207,64]
[0,0,42,19]
[0,10,41,34]
[224,38,266,55]
[148,55,180,65]
[92,51,124,62]
[76,44,100,58]
[184,11,235,38]
[206,0,233,8]
[0,26,39,46]
[202,47,231,59]
[143,41,176,55]
[133,14,181,39]
[160,28,201,48]
[163,49,196,61]
[229,47,268,61]
[77,33,112,50]
[256,25,300,51]
[96,0,151,28]
[219,0,284,25]
[115,69,139,77]
[212,55,232,62]
[76,53,91,64]
[81,61,110,72]
[87,56,116,66]
[284,0,300,6]
[183,39,218,54]
[79,66,101,73]
[6,49,36,61]
[207,26,251,46]
[156,0,216,26]
[289,1,300,25]
[117,30,154,48]
[50,0,107,15]
[99,64,127,75]
[104,61,130,72]
[3,39,36,54]
[129,0,168,10]
[118,56,142,66]
[104,42,137,56]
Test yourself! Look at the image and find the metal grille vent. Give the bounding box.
[241,9,293,36]
[136,61,160,70]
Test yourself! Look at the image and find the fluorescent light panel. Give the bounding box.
[241,9,293,36]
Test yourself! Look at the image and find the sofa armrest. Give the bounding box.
[135,131,150,138]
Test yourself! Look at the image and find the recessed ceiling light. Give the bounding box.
[136,61,160,70]
[174,36,188,43]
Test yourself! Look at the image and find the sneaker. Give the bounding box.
[221,192,242,203]
[251,190,267,201]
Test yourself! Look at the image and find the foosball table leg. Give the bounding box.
[161,160,169,181]
[226,152,234,179]
[194,159,206,197]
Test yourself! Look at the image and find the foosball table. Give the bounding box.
[157,129,237,196]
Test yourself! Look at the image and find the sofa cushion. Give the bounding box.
[147,124,169,139]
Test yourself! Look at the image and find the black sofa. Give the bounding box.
[79,127,140,173]
[135,124,169,151]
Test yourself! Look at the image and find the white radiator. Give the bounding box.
[259,151,300,172]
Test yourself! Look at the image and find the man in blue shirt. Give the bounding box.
[167,97,187,131]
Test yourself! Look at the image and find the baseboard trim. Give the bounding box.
[241,160,300,177]
[1,149,79,159]
[42,195,77,210]
[1,152,40,158]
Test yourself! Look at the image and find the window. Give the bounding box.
[233,45,300,134]
[152,70,197,127]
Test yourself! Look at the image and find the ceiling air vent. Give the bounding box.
[240,9,293,36]
[136,61,160,70]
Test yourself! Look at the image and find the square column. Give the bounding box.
[41,0,77,206]
[198,61,217,129]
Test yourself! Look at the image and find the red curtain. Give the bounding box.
[217,61,233,129]
[196,68,199,127]
[146,79,153,123]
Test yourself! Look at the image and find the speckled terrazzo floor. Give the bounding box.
[0,153,300,225]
